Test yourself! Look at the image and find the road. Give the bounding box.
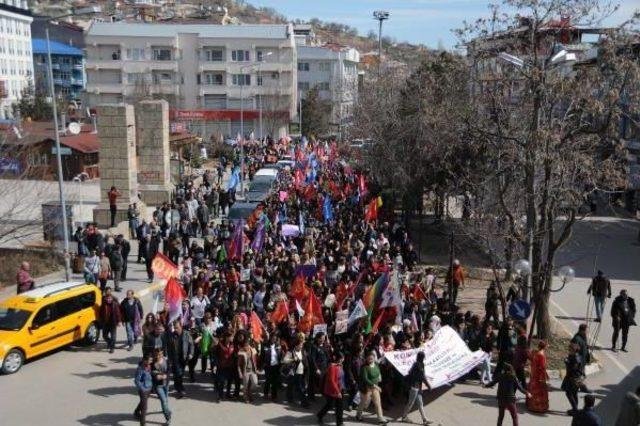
[0,215,637,425]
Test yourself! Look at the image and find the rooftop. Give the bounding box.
[3,121,99,154]
[87,22,290,39]
[32,39,83,56]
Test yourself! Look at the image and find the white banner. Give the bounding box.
[383,326,488,389]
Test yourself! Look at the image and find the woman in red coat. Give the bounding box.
[527,340,550,413]
[317,352,345,426]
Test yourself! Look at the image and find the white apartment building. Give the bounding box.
[0,0,34,120]
[85,22,297,140]
[297,45,359,135]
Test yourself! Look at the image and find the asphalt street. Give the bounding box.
[0,215,637,426]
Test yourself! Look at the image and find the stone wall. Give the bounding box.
[136,100,173,206]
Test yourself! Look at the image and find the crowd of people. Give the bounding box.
[21,137,637,426]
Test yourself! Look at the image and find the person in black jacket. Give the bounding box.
[571,324,591,372]
[611,289,636,352]
[561,343,588,415]
[121,290,144,351]
[588,270,611,322]
[308,332,330,401]
[109,245,124,292]
[400,352,433,424]
[261,332,283,401]
[485,363,531,426]
[167,320,194,399]
[116,234,131,281]
[142,233,161,283]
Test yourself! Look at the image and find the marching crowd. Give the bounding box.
[28,137,637,426]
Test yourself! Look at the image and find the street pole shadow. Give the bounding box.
[594,365,640,420]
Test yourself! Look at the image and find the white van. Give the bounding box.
[254,169,279,179]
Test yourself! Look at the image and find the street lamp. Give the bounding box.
[373,10,390,74]
[239,52,272,197]
[43,6,101,281]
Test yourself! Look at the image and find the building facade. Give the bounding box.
[32,39,85,104]
[297,45,359,136]
[84,22,297,141]
[0,0,33,120]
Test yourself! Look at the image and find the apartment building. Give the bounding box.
[32,39,85,103]
[297,44,359,135]
[85,22,297,140]
[0,0,34,120]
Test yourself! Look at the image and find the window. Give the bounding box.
[257,50,270,62]
[153,72,173,84]
[152,48,171,61]
[204,49,223,62]
[55,296,82,318]
[318,82,330,91]
[232,74,250,86]
[127,73,146,84]
[319,62,331,72]
[126,48,145,61]
[298,82,310,91]
[257,75,263,86]
[204,73,223,85]
[204,94,226,109]
[298,62,310,71]
[231,50,250,62]
[78,292,96,309]
[32,304,56,328]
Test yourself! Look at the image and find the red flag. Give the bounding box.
[365,198,378,222]
[412,284,427,302]
[335,282,349,310]
[371,311,384,334]
[359,174,367,195]
[151,252,179,280]
[299,291,323,333]
[250,311,264,343]
[165,277,187,323]
[289,274,309,301]
[271,300,289,324]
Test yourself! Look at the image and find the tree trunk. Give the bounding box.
[535,268,554,339]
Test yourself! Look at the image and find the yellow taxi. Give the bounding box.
[0,281,102,374]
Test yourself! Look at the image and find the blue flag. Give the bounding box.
[323,195,333,223]
[227,167,240,191]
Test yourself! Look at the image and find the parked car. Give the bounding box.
[0,282,102,374]
[227,202,261,220]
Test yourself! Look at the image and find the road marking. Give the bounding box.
[550,298,630,376]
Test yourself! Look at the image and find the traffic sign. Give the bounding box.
[51,146,72,155]
[508,299,531,320]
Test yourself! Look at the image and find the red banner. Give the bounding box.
[151,253,179,280]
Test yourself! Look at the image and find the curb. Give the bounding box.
[546,361,602,380]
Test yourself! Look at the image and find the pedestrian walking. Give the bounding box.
[152,349,172,425]
[116,235,131,281]
[109,245,124,292]
[571,323,591,373]
[98,252,111,292]
[309,332,330,401]
[16,261,35,294]
[587,270,611,322]
[120,290,143,351]
[214,331,236,401]
[400,351,433,425]
[128,203,140,240]
[237,334,259,403]
[99,287,121,353]
[167,320,194,399]
[283,336,310,408]
[446,259,465,305]
[261,332,282,401]
[561,343,588,415]
[485,363,531,426]
[83,249,100,285]
[108,186,121,228]
[526,340,550,413]
[571,394,603,426]
[479,323,495,385]
[317,352,346,426]
[134,355,153,426]
[614,386,640,426]
[356,351,387,424]
[611,289,636,352]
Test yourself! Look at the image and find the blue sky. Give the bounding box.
[249,0,638,49]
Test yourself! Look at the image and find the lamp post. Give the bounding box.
[44,6,101,281]
[373,10,389,74]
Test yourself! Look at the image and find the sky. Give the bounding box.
[248,0,638,49]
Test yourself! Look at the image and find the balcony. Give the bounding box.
[50,63,60,70]
[85,82,124,94]
[150,83,179,96]
[199,62,227,72]
[199,85,227,96]
[148,61,178,71]
[85,59,122,70]
[73,63,83,70]
[71,77,84,86]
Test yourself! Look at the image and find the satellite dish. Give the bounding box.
[68,122,81,135]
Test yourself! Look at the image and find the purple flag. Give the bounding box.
[228,219,245,260]
[250,221,265,253]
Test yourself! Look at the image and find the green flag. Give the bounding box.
[217,244,227,264]
[200,328,212,356]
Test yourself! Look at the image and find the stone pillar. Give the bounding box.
[93,104,144,228]
[136,100,173,206]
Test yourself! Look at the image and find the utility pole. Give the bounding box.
[373,10,389,75]
[448,232,454,307]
